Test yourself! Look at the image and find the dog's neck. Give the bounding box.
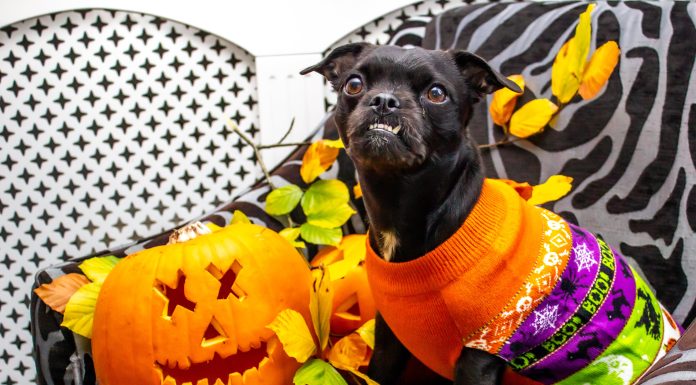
[357,140,484,262]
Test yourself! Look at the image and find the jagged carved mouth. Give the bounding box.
[156,337,283,385]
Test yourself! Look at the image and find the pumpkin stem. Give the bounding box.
[168,222,212,244]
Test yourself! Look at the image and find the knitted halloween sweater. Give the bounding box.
[365,179,682,384]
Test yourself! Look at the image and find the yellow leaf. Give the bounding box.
[579,41,620,100]
[313,234,367,281]
[569,4,596,79]
[323,138,345,149]
[353,183,362,199]
[205,222,223,231]
[527,175,574,206]
[551,39,581,104]
[267,309,317,363]
[79,256,120,284]
[329,333,369,371]
[356,318,375,350]
[310,266,333,351]
[280,227,306,248]
[301,141,341,184]
[489,74,525,126]
[509,99,559,138]
[34,273,90,314]
[231,210,252,224]
[62,281,101,338]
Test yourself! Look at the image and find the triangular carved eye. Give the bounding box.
[206,260,246,300]
[201,317,228,347]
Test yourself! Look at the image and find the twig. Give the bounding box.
[258,141,313,149]
[478,136,525,150]
[225,119,276,190]
[277,117,296,144]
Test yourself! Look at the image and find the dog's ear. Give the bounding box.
[300,43,375,90]
[449,50,522,95]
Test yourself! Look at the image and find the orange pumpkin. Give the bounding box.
[311,234,376,336]
[92,223,312,385]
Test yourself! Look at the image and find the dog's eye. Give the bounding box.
[344,77,364,95]
[427,85,447,103]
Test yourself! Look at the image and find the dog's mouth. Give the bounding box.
[367,122,402,135]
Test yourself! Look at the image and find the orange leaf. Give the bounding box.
[301,140,341,184]
[579,41,620,100]
[34,273,90,313]
[353,183,362,199]
[527,175,574,206]
[509,99,558,138]
[328,333,370,370]
[498,179,533,200]
[489,75,525,126]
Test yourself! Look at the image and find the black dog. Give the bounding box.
[301,43,521,384]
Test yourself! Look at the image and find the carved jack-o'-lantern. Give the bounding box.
[311,234,376,336]
[92,223,312,385]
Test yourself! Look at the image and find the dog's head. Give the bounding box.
[301,43,521,173]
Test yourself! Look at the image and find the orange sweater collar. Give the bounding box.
[365,179,524,295]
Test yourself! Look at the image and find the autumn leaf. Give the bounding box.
[280,227,306,248]
[329,333,369,370]
[322,138,345,149]
[301,140,341,184]
[294,359,348,385]
[62,281,101,338]
[579,41,620,100]
[356,319,376,350]
[231,210,252,224]
[498,179,534,201]
[551,39,581,104]
[266,184,304,216]
[79,255,120,284]
[551,4,596,104]
[268,309,317,363]
[310,266,333,351]
[353,183,362,199]
[569,4,596,79]
[527,175,574,206]
[489,74,525,126]
[34,273,90,314]
[509,99,558,138]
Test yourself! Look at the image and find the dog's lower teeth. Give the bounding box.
[368,123,400,134]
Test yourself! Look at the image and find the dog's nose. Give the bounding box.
[369,93,400,116]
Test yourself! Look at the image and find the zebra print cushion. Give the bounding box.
[423,1,696,328]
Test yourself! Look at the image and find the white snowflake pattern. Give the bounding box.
[532,304,560,335]
[573,241,598,272]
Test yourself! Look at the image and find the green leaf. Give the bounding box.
[231,210,251,224]
[300,224,342,246]
[79,256,120,284]
[301,180,350,216]
[61,282,101,338]
[293,359,348,385]
[266,184,304,216]
[306,203,355,228]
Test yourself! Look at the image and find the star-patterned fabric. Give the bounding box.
[0,10,260,384]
